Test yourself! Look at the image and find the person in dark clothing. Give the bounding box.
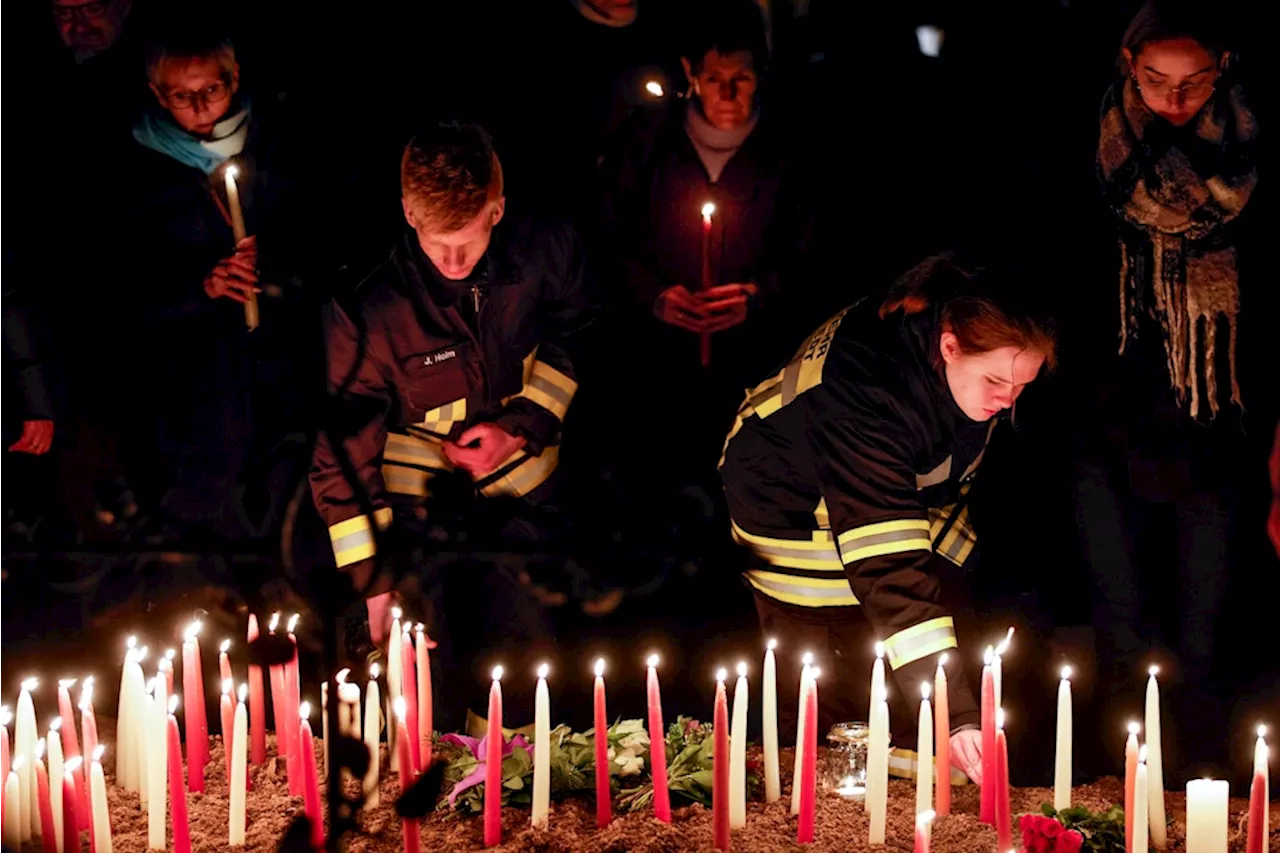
[1078,0,1275,777]
[3,292,61,545]
[720,255,1056,782]
[309,124,592,732]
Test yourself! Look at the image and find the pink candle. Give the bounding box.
[182,624,208,793]
[166,701,192,853]
[285,617,302,796]
[247,615,267,765]
[934,656,951,816]
[712,670,730,851]
[401,629,421,771]
[798,670,820,844]
[995,712,1011,851]
[646,655,671,823]
[219,640,233,688]
[57,682,81,761]
[61,761,79,853]
[159,651,175,700]
[1124,722,1139,853]
[979,649,995,825]
[484,667,503,848]
[593,660,611,828]
[220,681,235,788]
[299,703,324,850]
[698,202,715,367]
[78,680,97,832]
[395,698,419,853]
[36,749,56,853]
[915,810,935,853]
[415,626,435,769]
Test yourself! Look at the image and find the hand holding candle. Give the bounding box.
[222,163,258,330]
[698,201,715,367]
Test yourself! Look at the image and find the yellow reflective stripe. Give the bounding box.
[837,518,931,546]
[520,382,569,420]
[730,520,842,571]
[530,359,576,397]
[511,358,577,422]
[837,519,932,565]
[937,505,976,566]
[883,617,957,669]
[478,446,559,498]
[744,569,859,608]
[383,463,432,497]
[328,507,393,568]
[385,432,451,468]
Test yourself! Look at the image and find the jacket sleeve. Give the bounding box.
[2,299,56,421]
[308,297,394,594]
[493,225,592,455]
[805,381,980,731]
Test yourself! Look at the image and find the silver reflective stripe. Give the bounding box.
[891,625,954,661]
[749,541,842,568]
[528,374,574,407]
[748,572,856,600]
[330,529,372,555]
[916,455,953,490]
[847,528,933,551]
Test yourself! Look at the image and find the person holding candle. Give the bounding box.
[721,254,1056,782]
[309,122,591,733]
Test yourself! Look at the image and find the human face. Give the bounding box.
[149,56,239,138]
[683,49,758,131]
[403,198,505,281]
[1124,38,1223,126]
[52,0,128,58]
[940,334,1046,422]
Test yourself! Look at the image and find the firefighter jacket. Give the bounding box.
[310,217,590,591]
[720,298,998,727]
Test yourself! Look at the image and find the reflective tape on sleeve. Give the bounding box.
[328,507,393,568]
[837,518,933,565]
[882,617,957,670]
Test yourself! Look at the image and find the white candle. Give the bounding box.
[129,647,150,803]
[868,684,890,845]
[730,661,748,829]
[363,663,381,809]
[1144,667,1167,850]
[867,642,887,814]
[116,638,137,793]
[1054,666,1073,811]
[90,744,112,853]
[1134,746,1149,853]
[791,652,814,816]
[993,627,1013,709]
[762,639,780,804]
[48,718,65,852]
[230,684,248,845]
[387,608,403,760]
[916,682,933,815]
[3,758,22,848]
[1184,778,1227,853]
[532,663,551,829]
[321,681,330,779]
[340,683,362,739]
[16,676,38,841]
[146,681,166,851]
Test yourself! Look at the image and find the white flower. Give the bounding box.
[618,730,650,750]
[613,747,645,777]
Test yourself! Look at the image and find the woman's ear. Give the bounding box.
[1121,47,1135,76]
[939,331,962,365]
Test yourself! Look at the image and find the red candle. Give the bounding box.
[299,703,324,850]
[57,682,81,762]
[979,648,995,825]
[182,624,208,793]
[1124,722,1139,853]
[915,810,935,853]
[166,702,192,853]
[934,656,951,816]
[712,670,731,851]
[285,618,302,797]
[995,711,1012,852]
[78,681,97,832]
[219,640,233,688]
[698,202,715,367]
[395,698,420,853]
[646,655,671,823]
[247,615,267,765]
[592,660,611,828]
[61,762,78,853]
[798,670,820,844]
[484,667,503,848]
[415,626,435,770]
[220,682,235,788]
[401,629,421,771]
[35,750,56,853]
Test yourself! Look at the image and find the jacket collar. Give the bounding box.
[398,220,520,307]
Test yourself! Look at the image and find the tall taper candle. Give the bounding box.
[979,648,995,825]
[797,669,820,845]
[1055,666,1073,811]
[3,757,23,848]
[484,667,504,848]
[395,697,419,853]
[166,697,191,853]
[35,741,56,853]
[917,682,933,816]
[415,625,434,769]
[1144,667,1166,850]
[934,656,951,816]
[531,664,550,829]
[16,677,39,842]
[791,652,814,816]
[401,628,420,771]
[1246,726,1268,853]
[229,685,248,846]
[712,669,730,852]
[1125,722,1140,853]
[995,710,1011,852]
[56,683,81,763]
[762,639,780,803]
[729,662,748,830]
[146,685,165,851]
[646,655,671,823]
[868,684,890,846]
[222,163,258,330]
[915,810,935,853]
[593,660,611,828]
[247,615,266,765]
[363,664,382,810]
[47,721,64,853]
[1133,747,1149,853]
[60,758,79,853]
[89,745,111,853]
[299,702,324,850]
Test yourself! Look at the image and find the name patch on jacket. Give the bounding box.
[421,346,461,367]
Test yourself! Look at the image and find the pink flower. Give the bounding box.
[1056,829,1084,853]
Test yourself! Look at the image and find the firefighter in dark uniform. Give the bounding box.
[719,255,1055,784]
[309,124,590,731]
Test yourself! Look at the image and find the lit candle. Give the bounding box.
[934,655,951,816]
[363,664,382,810]
[797,669,820,845]
[1246,726,1268,853]
[917,682,933,816]
[116,639,137,794]
[220,679,235,787]
[712,669,730,851]
[980,648,995,825]
[145,681,165,851]
[646,654,671,823]
[387,608,403,760]
[181,621,208,793]
[47,720,64,853]
[321,681,331,780]
[267,613,288,773]
[762,639,780,804]
[791,652,814,816]
[246,615,266,765]
[61,757,79,853]
[159,650,175,700]
[4,757,24,849]
[230,685,248,846]
[77,679,96,833]
[644,80,664,97]
[16,677,39,842]
[299,702,324,850]
[0,706,9,820]
[128,647,150,806]
[729,662,748,830]
[995,710,1011,852]
[484,666,503,848]
[592,659,611,828]
[1185,777,1227,853]
[89,745,111,853]
[1055,666,1073,811]
[218,640,233,689]
[35,740,56,853]
[166,697,191,853]
[915,810,936,853]
[993,627,1013,708]
[401,627,420,772]
[1125,722,1140,853]
[415,625,434,769]
[285,614,302,796]
[698,201,716,367]
[868,683,890,846]
[394,697,419,853]
[1144,666,1166,851]
[1133,746,1149,853]
[222,163,258,330]
[56,682,80,762]
[532,663,551,829]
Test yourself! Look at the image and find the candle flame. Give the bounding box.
[594,659,605,678]
[1148,665,1159,677]
[737,661,748,678]
[995,627,1014,656]
[1257,724,1267,738]
[269,612,280,632]
[370,662,381,679]
[59,678,77,689]
[220,639,231,653]
[50,716,62,732]
[0,707,10,727]
[93,744,106,762]
[715,667,727,682]
[537,663,550,680]
[917,809,936,825]
[984,646,994,666]
[169,695,179,714]
[11,756,23,773]
[645,80,664,97]
[1128,721,1140,735]
[127,635,138,649]
[996,708,1005,730]
[287,613,300,633]
[393,695,407,721]
[1061,665,1073,681]
[416,622,426,633]
[874,641,885,658]
[701,202,716,219]
[36,738,46,760]
[21,677,39,692]
[921,682,931,700]
[802,651,814,666]
[239,683,248,702]
[165,649,176,661]
[1139,744,1148,763]
[184,620,203,641]
[226,164,239,179]
[646,654,660,668]
[79,678,95,710]
[222,678,234,695]
[492,665,504,682]
[64,756,83,774]
[391,606,403,621]
[299,701,311,720]
[767,638,777,651]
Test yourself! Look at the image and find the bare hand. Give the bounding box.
[8,420,54,455]
[366,591,394,645]
[443,423,526,478]
[204,236,260,303]
[697,283,757,333]
[950,728,983,785]
[655,285,708,333]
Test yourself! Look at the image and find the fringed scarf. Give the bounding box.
[1096,77,1259,419]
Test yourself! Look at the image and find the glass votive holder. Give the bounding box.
[822,721,869,799]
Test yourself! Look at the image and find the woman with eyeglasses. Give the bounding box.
[1079,0,1274,778]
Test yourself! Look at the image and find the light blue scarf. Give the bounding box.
[132,102,252,175]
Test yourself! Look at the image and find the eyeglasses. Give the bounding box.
[164,80,231,111]
[52,1,108,23]
[1135,74,1216,101]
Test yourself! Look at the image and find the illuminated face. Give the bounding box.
[940,334,1046,422]
[403,199,505,281]
[1125,38,1222,127]
[52,0,128,58]
[149,56,239,138]
[683,48,758,131]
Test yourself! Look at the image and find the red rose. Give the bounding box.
[1040,819,1064,839]
[1027,834,1052,853]
[1054,829,1084,853]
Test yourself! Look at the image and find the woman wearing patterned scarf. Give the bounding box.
[1080,0,1270,778]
